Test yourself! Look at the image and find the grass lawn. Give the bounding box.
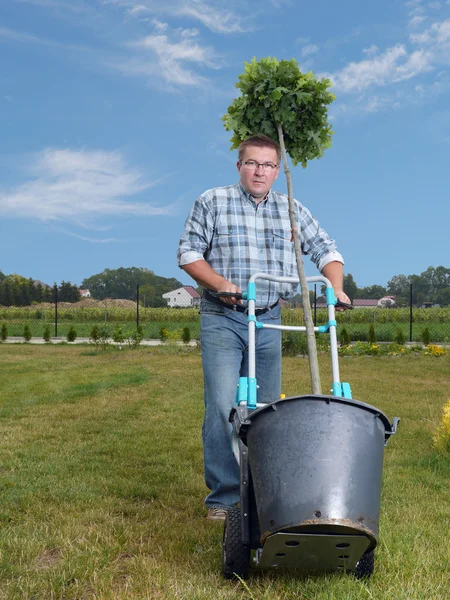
[0,344,449,599]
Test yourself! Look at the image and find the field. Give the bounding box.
[1,305,450,342]
[0,345,449,599]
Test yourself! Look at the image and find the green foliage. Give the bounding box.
[90,324,110,349]
[112,324,126,343]
[43,324,51,342]
[282,332,309,356]
[222,57,335,168]
[23,324,32,342]
[66,326,77,342]
[90,325,100,343]
[340,327,351,345]
[181,327,191,344]
[127,330,143,348]
[368,323,376,344]
[421,327,431,346]
[159,327,169,342]
[1,323,7,341]
[394,327,406,345]
[81,267,182,305]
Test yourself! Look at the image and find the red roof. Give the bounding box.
[353,299,379,307]
[184,286,200,298]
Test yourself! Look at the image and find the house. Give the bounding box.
[162,286,201,308]
[312,297,387,309]
[79,289,91,298]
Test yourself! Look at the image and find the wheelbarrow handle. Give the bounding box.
[208,291,247,300]
[336,299,354,309]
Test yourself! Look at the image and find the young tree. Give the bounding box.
[223,57,335,394]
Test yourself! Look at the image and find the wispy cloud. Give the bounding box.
[0,149,172,226]
[105,0,250,34]
[326,44,433,92]
[301,44,319,57]
[0,26,53,45]
[178,0,249,34]
[114,23,221,88]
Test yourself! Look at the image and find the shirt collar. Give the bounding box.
[238,182,272,205]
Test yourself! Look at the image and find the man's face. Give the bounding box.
[237,145,280,200]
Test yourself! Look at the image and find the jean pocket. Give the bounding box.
[200,299,226,315]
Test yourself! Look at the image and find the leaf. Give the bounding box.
[222,57,335,168]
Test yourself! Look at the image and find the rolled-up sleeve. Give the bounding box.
[296,202,344,272]
[177,193,214,267]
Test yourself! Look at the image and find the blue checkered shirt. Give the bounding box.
[177,183,344,307]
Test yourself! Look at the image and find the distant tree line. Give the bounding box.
[2,265,448,309]
[344,266,450,307]
[0,272,80,306]
[81,267,183,307]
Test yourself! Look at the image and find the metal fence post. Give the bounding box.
[54,283,58,338]
[409,283,413,343]
[314,284,317,326]
[136,284,140,329]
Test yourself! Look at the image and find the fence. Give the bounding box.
[0,285,449,344]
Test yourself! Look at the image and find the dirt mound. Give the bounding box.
[25,298,138,310]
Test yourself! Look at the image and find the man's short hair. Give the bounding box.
[238,134,281,163]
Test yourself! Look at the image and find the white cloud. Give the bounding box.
[0,149,171,225]
[362,44,380,56]
[301,44,319,57]
[409,15,427,27]
[117,25,220,87]
[108,0,250,34]
[327,44,433,92]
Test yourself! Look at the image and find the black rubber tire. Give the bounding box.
[222,507,251,580]
[354,549,375,579]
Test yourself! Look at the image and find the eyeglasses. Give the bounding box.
[240,160,279,172]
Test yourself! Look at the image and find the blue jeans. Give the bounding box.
[200,298,282,508]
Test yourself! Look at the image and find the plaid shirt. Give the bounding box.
[177,183,344,307]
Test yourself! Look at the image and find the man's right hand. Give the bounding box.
[215,282,243,305]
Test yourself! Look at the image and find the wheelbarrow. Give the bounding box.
[220,273,400,580]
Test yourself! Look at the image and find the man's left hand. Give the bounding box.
[335,291,352,311]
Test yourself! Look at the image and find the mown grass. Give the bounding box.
[0,345,449,599]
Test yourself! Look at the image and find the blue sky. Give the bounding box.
[1,0,449,290]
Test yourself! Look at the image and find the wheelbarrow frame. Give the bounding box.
[222,273,399,580]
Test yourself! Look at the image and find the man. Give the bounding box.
[177,134,350,521]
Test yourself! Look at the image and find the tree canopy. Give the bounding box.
[81,267,183,306]
[222,57,335,168]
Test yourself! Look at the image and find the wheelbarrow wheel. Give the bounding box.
[354,549,375,579]
[222,507,250,580]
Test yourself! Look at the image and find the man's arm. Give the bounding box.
[182,260,243,306]
[321,261,351,309]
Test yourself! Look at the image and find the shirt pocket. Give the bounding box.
[272,228,295,276]
[211,224,238,259]
[272,228,291,250]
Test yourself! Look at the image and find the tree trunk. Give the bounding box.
[277,123,322,395]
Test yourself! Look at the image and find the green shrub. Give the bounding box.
[127,330,143,348]
[43,324,51,342]
[340,327,351,345]
[112,324,125,343]
[1,323,7,342]
[421,327,431,346]
[67,326,77,342]
[181,327,191,344]
[90,325,100,344]
[23,324,32,342]
[160,327,169,342]
[282,332,308,356]
[137,324,144,337]
[368,323,376,344]
[394,327,406,345]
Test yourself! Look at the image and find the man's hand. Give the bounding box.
[335,290,351,312]
[216,282,243,305]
